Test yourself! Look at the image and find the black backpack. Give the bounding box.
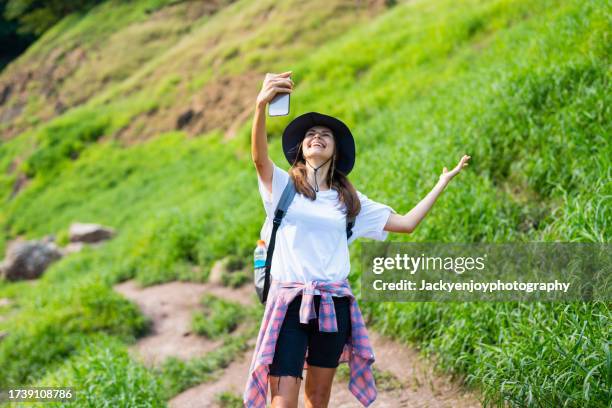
[255,176,356,304]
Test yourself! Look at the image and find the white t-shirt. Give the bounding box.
[257,161,396,293]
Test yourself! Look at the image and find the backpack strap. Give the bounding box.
[262,177,296,303]
[346,214,356,239]
[261,177,358,303]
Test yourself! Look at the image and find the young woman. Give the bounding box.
[244,70,470,408]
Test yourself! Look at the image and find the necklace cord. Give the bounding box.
[306,156,332,192]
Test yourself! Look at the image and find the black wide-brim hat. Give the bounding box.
[282,111,356,175]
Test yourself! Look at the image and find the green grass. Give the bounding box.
[370,301,611,407]
[220,255,251,288]
[0,0,609,406]
[336,364,404,392]
[156,310,260,400]
[192,293,247,339]
[26,334,166,407]
[215,391,244,408]
[0,256,149,389]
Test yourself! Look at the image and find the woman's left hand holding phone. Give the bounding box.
[256,71,294,108]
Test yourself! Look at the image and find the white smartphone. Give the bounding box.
[268,76,291,116]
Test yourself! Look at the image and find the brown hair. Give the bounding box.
[288,136,361,219]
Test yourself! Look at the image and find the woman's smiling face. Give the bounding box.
[302,125,335,160]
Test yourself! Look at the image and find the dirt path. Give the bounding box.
[113,279,255,366]
[113,279,481,407]
[169,346,256,408]
[319,330,481,407]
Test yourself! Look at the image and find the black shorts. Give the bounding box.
[268,294,352,379]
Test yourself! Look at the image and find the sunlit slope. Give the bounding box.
[0,0,609,406]
[0,0,394,211]
[0,0,391,141]
[0,0,224,138]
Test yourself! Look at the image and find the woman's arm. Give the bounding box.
[384,154,471,234]
[251,103,273,193]
[251,71,293,195]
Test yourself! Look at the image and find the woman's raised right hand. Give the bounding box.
[256,71,294,107]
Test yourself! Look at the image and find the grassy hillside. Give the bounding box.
[0,0,609,406]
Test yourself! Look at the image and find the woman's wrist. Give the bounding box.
[255,99,267,110]
[438,174,452,186]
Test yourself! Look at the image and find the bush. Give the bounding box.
[191,294,245,339]
[0,277,147,388]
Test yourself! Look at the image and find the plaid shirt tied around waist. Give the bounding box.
[243,278,377,407]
